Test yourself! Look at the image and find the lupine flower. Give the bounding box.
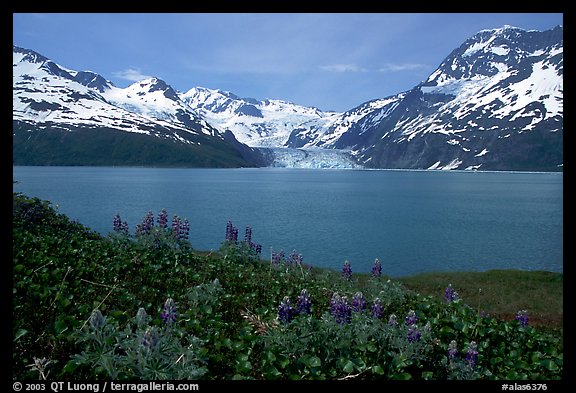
[445,284,459,303]
[244,225,252,245]
[352,291,367,313]
[424,321,432,333]
[179,218,190,241]
[371,258,382,278]
[296,289,312,315]
[272,249,285,264]
[289,250,303,266]
[225,221,239,243]
[161,298,177,326]
[388,313,398,326]
[341,260,352,281]
[405,310,418,325]
[157,209,168,229]
[136,307,149,328]
[89,309,106,330]
[330,294,352,324]
[171,215,181,239]
[407,324,422,343]
[113,214,129,235]
[370,298,383,319]
[278,296,294,324]
[141,327,159,349]
[447,340,459,360]
[465,341,479,367]
[515,310,529,327]
[255,244,262,254]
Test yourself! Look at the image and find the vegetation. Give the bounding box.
[13,192,563,380]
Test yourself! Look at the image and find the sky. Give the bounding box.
[13,13,563,112]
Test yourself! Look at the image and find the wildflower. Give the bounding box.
[341,260,352,281]
[254,244,262,254]
[113,214,129,235]
[272,249,285,264]
[289,249,303,266]
[141,327,159,349]
[296,289,312,315]
[352,291,367,313]
[135,307,149,328]
[161,298,177,326]
[388,313,398,326]
[244,225,252,245]
[447,340,459,360]
[515,310,529,327]
[445,284,459,303]
[179,218,190,241]
[424,321,432,333]
[157,208,168,229]
[330,294,352,324]
[371,258,382,278]
[225,221,238,243]
[405,310,418,325]
[465,341,479,367]
[171,215,181,239]
[278,296,294,324]
[407,324,421,343]
[370,298,383,319]
[89,309,105,330]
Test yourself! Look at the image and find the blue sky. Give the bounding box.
[13,13,563,112]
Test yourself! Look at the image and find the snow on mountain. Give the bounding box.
[180,87,338,147]
[13,45,264,168]
[287,25,563,171]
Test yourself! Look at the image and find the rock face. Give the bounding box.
[286,25,563,171]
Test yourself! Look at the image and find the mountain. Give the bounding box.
[180,87,337,147]
[12,46,264,168]
[286,25,563,171]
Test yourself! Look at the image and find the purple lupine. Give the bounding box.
[157,209,168,229]
[407,324,421,343]
[278,296,294,324]
[89,309,106,330]
[141,326,159,349]
[352,292,367,313]
[113,214,122,232]
[515,310,529,327]
[447,340,459,360]
[244,225,252,245]
[371,258,382,278]
[120,220,129,234]
[465,341,479,367]
[445,284,459,303]
[296,289,312,315]
[161,298,177,326]
[225,221,238,243]
[254,244,262,254]
[341,260,352,281]
[405,310,418,325]
[272,249,285,264]
[370,298,383,319]
[329,294,352,324]
[289,250,303,266]
[171,215,181,239]
[388,314,398,327]
[179,218,190,241]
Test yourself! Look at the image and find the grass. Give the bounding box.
[397,270,563,330]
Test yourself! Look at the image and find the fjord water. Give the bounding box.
[12,166,563,277]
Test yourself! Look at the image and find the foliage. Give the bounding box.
[13,193,563,380]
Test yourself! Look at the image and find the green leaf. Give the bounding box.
[540,359,559,371]
[343,360,355,373]
[308,356,321,368]
[372,365,385,375]
[392,372,412,380]
[14,328,28,342]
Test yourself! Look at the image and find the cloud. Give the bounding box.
[378,63,429,72]
[112,68,153,82]
[319,64,367,73]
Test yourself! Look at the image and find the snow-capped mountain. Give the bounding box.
[13,46,264,167]
[180,87,337,147]
[287,25,563,171]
